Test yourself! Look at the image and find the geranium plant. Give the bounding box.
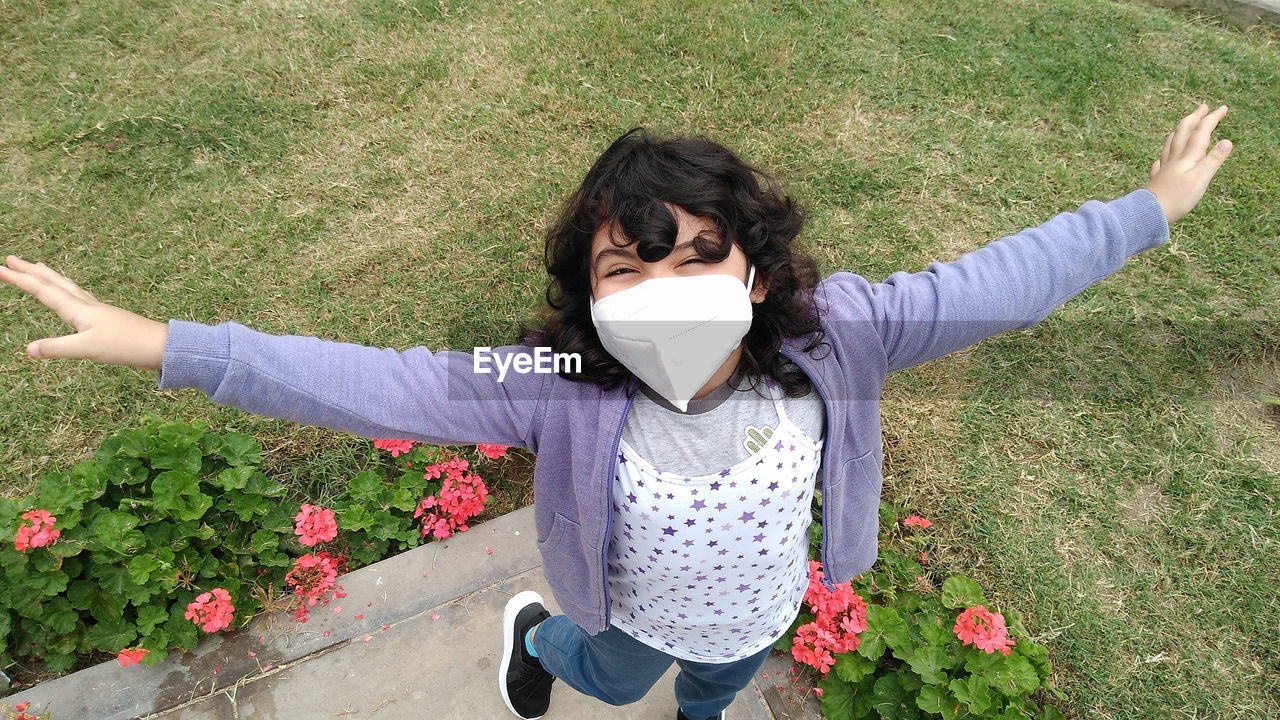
[0,416,507,693]
[778,502,1064,720]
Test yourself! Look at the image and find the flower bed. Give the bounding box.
[0,414,508,697]
[775,503,1065,720]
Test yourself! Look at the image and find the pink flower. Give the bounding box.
[117,647,149,666]
[476,443,510,459]
[185,588,235,633]
[286,553,339,609]
[414,471,489,539]
[903,514,933,528]
[954,605,1015,655]
[422,456,469,480]
[373,438,415,457]
[792,561,869,673]
[13,509,60,552]
[294,504,338,546]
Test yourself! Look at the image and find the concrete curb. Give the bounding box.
[4,506,788,719]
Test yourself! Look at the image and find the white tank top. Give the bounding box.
[607,384,823,662]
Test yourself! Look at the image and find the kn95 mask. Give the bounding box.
[590,266,756,412]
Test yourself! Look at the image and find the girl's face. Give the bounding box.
[589,205,768,302]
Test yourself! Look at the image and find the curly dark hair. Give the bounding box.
[522,127,826,397]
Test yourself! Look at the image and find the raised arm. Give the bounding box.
[826,104,1233,373]
[0,258,547,449]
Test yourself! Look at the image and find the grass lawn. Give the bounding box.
[1,0,1277,716]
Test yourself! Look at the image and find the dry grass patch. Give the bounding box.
[1206,350,1280,475]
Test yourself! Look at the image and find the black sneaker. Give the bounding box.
[677,709,726,720]
[501,590,554,719]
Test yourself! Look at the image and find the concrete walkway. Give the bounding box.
[4,506,822,720]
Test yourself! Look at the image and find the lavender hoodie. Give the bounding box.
[159,189,1169,634]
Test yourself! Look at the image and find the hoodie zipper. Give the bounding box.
[779,346,838,590]
[600,387,635,632]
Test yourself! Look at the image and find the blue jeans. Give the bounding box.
[531,615,773,719]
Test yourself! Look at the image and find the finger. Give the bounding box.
[0,263,89,327]
[1159,130,1174,166]
[1150,158,1161,180]
[1194,138,1234,183]
[4,256,95,302]
[1170,103,1209,158]
[1186,105,1229,158]
[27,332,89,361]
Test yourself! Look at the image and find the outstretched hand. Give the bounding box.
[0,255,168,369]
[1145,103,1233,224]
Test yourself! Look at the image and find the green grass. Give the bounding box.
[1,0,1277,716]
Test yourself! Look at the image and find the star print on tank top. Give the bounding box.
[607,383,823,662]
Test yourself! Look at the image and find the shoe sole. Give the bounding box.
[500,590,547,719]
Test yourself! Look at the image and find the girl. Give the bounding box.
[0,105,1232,720]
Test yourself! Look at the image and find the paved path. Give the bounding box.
[5,506,822,719]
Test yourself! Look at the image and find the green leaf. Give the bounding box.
[36,461,107,513]
[965,650,1040,697]
[86,616,138,652]
[150,435,204,474]
[217,433,263,466]
[906,645,948,685]
[835,650,878,683]
[67,580,99,610]
[245,471,287,500]
[819,674,864,720]
[916,684,946,714]
[42,597,80,635]
[950,675,993,715]
[137,605,169,635]
[128,553,164,585]
[249,528,279,553]
[860,604,910,660]
[348,470,385,503]
[0,495,18,531]
[1016,638,1053,683]
[228,491,271,521]
[214,466,257,491]
[152,471,214,521]
[941,576,986,610]
[90,507,144,550]
[44,649,78,673]
[872,672,910,719]
[30,568,70,596]
[165,602,200,650]
[341,504,375,531]
[100,455,150,486]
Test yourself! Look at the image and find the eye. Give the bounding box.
[604,266,635,277]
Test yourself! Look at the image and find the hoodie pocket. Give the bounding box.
[536,513,596,622]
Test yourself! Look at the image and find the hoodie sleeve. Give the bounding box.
[157,320,548,451]
[822,188,1170,373]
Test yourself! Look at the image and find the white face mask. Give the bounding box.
[590,266,756,412]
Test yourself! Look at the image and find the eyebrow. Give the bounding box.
[592,239,706,274]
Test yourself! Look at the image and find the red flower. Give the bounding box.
[903,514,933,528]
[13,508,60,552]
[286,553,340,609]
[294,504,338,546]
[953,605,1015,655]
[372,438,415,457]
[185,588,235,633]
[476,443,510,459]
[792,561,869,672]
[415,470,489,539]
[117,647,149,666]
